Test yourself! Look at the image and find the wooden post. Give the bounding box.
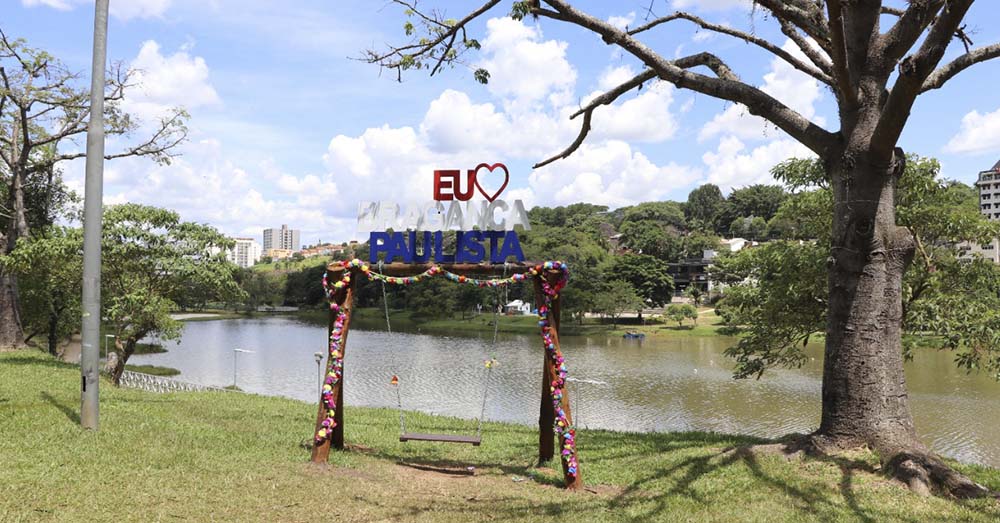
[535,269,582,490]
[311,266,355,462]
[535,277,555,465]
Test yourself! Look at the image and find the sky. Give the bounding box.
[4,0,1000,245]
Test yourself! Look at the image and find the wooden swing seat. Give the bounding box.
[399,432,482,446]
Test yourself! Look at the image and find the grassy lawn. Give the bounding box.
[2,349,998,522]
[123,364,181,376]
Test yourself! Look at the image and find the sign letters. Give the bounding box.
[361,163,529,264]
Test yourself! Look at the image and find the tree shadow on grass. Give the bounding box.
[40,391,79,424]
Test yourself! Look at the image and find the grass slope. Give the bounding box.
[2,350,997,522]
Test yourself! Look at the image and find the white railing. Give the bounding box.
[117,370,232,394]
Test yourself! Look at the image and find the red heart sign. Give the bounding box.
[473,163,509,203]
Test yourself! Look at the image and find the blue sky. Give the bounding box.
[5,0,1000,244]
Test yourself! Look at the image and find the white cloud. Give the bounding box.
[608,12,636,30]
[478,17,577,109]
[945,107,1000,154]
[21,0,171,19]
[530,141,701,207]
[590,81,679,143]
[124,40,220,123]
[702,136,813,190]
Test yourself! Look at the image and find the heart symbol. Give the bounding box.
[473,163,509,202]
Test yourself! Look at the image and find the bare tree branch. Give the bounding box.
[872,0,975,159]
[628,11,832,85]
[535,69,656,168]
[881,1,946,68]
[536,0,836,157]
[777,18,833,76]
[921,43,1000,92]
[752,0,831,53]
[363,0,501,80]
[824,0,856,108]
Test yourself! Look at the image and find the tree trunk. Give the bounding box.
[46,303,60,357]
[0,271,25,350]
[816,148,987,497]
[108,338,135,386]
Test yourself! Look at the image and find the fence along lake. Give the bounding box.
[130,315,1000,468]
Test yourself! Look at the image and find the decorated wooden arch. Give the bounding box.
[309,258,582,490]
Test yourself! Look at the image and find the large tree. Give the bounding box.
[0,30,187,349]
[369,0,1000,496]
[100,204,241,384]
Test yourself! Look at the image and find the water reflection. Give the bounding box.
[131,316,1000,467]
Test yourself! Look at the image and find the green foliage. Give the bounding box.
[509,1,532,21]
[713,241,828,378]
[685,184,726,232]
[617,220,682,261]
[665,303,698,327]
[722,184,788,224]
[101,204,244,366]
[681,231,722,259]
[717,154,1000,379]
[474,68,491,84]
[684,285,704,307]
[620,201,686,229]
[593,281,642,326]
[1,227,82,354]
[728,216,768,241]
[602,253,673,308]
[236,269,284,312]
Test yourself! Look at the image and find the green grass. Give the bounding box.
[123,364,180,376]
[2,349,998,522]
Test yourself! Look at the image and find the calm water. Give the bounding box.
[131,316,1000,467]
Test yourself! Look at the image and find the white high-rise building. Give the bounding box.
[965,160,1000,262]
[263,224,300,252]
[228,238,262,268]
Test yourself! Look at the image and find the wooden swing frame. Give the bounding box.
[309,261,582,490]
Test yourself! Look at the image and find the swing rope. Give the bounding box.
[474,262,505,439]
[380,260,505,444]
[379,260,407,436]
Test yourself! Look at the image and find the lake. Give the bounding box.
[130,315,1000,468]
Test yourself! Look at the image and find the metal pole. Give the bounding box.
[314,352,323,397]
[80,0,110,431]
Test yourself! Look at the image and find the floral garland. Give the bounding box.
[313,259,578,478]
[315,259,366,443]
[532,261,578,478]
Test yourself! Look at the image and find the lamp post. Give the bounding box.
[103,334,115,359]
[233,349,254,388]
[313,352,324,397]
[80,0,110,431]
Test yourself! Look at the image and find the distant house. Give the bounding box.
[669,238,758,295]
[505,299,533,315]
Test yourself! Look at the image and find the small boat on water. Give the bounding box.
[622,332,645,340]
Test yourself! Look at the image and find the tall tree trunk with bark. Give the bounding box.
[0,271,24,350]
[817,147,987,497]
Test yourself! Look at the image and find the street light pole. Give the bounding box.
[80,0,110,431]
